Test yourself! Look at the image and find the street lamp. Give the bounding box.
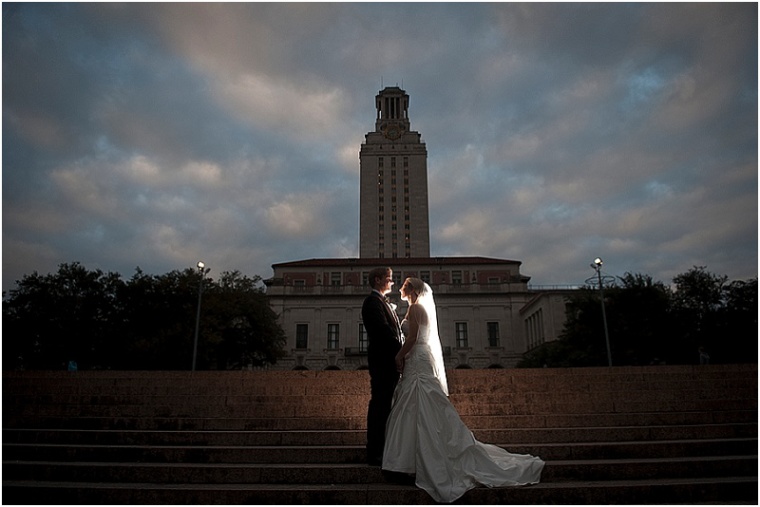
[590,257,613,367]
[192,261,210,371]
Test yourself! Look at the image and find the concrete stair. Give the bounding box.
[3,365,757,504]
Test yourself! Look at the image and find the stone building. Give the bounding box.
[265,87,573,370]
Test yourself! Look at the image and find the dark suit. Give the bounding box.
[362,291,402,464]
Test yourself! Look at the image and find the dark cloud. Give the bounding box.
[3,3,756,293]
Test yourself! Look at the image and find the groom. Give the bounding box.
[362,266,403,466]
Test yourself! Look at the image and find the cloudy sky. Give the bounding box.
[3,2,757,294]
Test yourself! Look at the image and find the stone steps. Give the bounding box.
[4,455,757,483]
[3,365,757,504]
[4,422,756,445]
[3,438,757,462]
[6,409,755,431]
[3,477,757,504]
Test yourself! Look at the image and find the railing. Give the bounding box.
[527,284,581,291]
[268,282,531,297]
[267,285,368,296]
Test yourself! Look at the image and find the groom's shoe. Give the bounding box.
[367,455,383,466]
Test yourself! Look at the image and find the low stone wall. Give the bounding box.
[4,364,756,427]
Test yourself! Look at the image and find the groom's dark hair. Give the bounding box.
[368,266,391,289]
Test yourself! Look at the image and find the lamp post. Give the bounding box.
[192,261,210,371]
[590,257,613,367]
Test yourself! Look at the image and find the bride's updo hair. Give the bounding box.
[406,277,431,299]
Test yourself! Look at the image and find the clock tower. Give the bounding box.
[359,87,430,258]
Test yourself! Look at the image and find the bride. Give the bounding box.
[382,277,545,503]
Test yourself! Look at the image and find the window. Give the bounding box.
[420,271,431,284]
[296,324,308,349]
[392,272,402,288]
[293,279,306,287]
[487,322,500,347]
[358,324,368,352]
[455,322,468,348]
[488,277,500,284]
[452,270,462,285]
[327,324,340,349]
[362,272,369,287]
[331,272,341,286]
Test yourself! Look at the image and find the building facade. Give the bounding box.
[520,289,577,352]
[265,256,563,370]
[265,87,573,370]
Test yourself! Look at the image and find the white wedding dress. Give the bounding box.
[382,318,544,503]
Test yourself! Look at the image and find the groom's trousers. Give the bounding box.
[367,369,399,463]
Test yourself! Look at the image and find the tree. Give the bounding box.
[719,278,758,363]
[609,273,674,365]
[3,263,287,370]
[114,268,202,369]
[671,267,756,364]
[3,262,124,370]
[553,274,674,367]
[196,270,287,370]
[519,267,756,368]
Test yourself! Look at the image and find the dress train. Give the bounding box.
[382,322,544,503]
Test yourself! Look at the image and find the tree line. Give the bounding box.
[3,262,286,371]
[519,267,757,368]
[3,263,756,371]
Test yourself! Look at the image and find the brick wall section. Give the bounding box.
[4,365,756,431]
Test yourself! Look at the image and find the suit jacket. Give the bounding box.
[362,292,402,375]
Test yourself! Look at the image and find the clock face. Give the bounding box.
[383,123,403,140]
